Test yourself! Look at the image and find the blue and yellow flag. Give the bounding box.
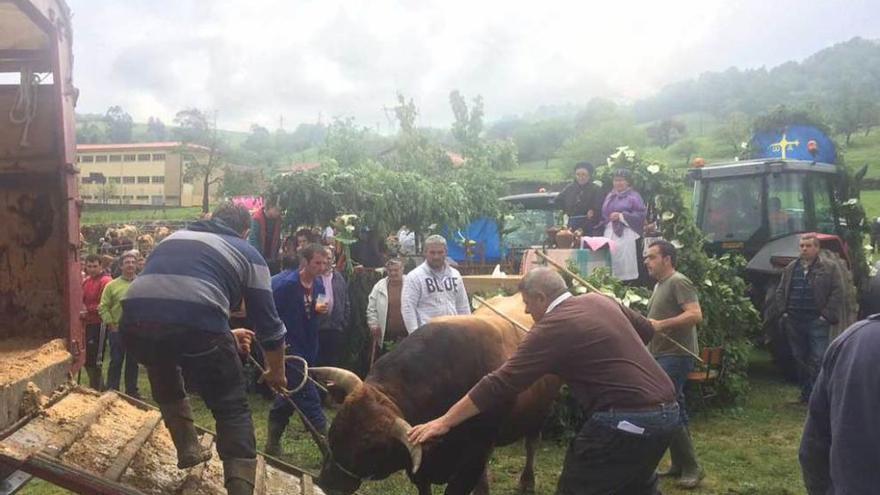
[750,125,837,164]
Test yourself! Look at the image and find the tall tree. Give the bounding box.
[646,119,686,148]
[174,108,224,213]
[716,111,752,153]
[145,116,167,141]
[104,105,133,143]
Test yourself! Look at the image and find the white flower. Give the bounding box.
[671,239,684,249]
[647,164,660,174]
[661,211,675,221]
[345,225,355,232]
[704,279,714,287]
[844,198,859,206]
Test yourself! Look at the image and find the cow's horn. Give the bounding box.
[309,367,363,397]
[391,417,423,474]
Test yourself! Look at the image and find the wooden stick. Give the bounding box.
[533,250,704,363]
[473,295,531,334]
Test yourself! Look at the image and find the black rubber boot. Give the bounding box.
[158,398,213,469]
[264,420,286,457]
[224,458,258,495]
[85,366,103,391]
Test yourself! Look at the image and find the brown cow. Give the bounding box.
[312,294,561,495]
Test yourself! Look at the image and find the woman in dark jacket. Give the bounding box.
[557,161,603,234]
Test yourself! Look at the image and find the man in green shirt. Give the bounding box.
[99,250,140,398]
[644,240,704,489]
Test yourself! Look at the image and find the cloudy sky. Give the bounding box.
[68,0,880,132]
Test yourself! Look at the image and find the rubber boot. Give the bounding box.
[670,427,704,489]
[264,420,286,457]
[224,458,258,495]
[85,366,103,391]
[158,398,213,469]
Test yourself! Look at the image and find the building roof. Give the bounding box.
[76,142,210,152]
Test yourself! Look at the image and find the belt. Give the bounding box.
[600,402,678,414]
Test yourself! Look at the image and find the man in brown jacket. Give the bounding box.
[409,268,678,495]
[775,233,844,403]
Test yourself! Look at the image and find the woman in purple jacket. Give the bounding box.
[601,169,647,281]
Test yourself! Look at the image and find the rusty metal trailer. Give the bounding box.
[0,2,323,493]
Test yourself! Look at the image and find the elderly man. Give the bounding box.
[776,233,844,404]
[401,235,471,333]
[367,258,408,351]
[800,315,880,494]
[557,161,603,234]
[409,268,678,495]
[121,202,288,495]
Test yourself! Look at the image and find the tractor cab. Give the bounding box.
[690,159,846,275]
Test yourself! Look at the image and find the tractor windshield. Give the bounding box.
[701,176,763,242]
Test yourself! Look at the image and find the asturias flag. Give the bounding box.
[750,125,837,164]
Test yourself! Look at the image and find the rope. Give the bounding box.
[9,68,42,147]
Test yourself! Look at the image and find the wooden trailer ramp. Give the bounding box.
[0,387,323,494]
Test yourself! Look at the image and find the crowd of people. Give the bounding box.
[77,174,866,494]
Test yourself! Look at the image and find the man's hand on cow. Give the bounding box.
[231,328,255,355]
[408,418,450,445]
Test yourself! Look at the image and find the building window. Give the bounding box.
[75,156,81,163]
[137,176,150,184]
[123,195,133,199]
[109,155,121,162]
[136,195,149,200]
[109,177,121,184]
[152,153,166,161]
[165,195,179,200]
[110,195,121,200]
[81,195,92,200]
[151,195,164,205]
[151,176,165,184]
[80,155,94,163]
[124,154,136,162]
[122,176,136,184]
[95,155,108,163]
[81,177,88,184]
[137,153,151,161]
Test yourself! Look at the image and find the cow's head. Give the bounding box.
[311,367,422,495]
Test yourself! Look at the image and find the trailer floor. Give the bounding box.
[0,388,321,494]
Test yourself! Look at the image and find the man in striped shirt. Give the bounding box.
[121,202,287,495]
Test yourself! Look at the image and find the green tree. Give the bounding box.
[104,105,133,143]
[513,119,572,167]
[174,108,225,213]
[716,111,751,153]
[646,119,686,148]
[219,167,263,197]
[145,117,166,141]
[557,117,647,169]
[321,117,373,169]
[670,137,699,167]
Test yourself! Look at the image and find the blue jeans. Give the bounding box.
[656,355,695,425]
[106,330,140,396]
[557,404,679,495]
[268,355,327,432]
[785,317,830,402]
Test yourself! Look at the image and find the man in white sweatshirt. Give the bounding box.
[402,235,471,333]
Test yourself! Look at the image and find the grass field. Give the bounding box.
[80,206,204,225]
[20,349,808,495]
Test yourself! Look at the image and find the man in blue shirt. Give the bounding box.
[265,243,330,456]
[121,202,288,495]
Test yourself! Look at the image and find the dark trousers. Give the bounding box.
[557,404,679,495]
[121,323,256,461]
[785,317,830,402]
[268,356,327,432]
[655,355,695,425]
[84,323,105,369]
[317,329,343,367]
[106,330,140,396]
